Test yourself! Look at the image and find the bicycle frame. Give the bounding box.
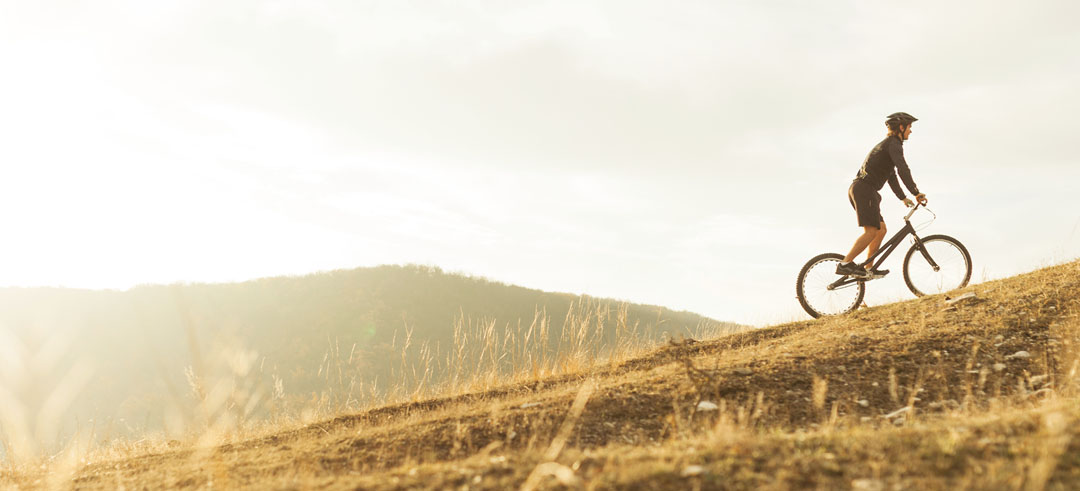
[828,203,938,290]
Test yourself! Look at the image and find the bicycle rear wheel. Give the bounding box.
[796,253,866,318]
[903,234,972,297]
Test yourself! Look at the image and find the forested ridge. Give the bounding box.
[0,265,738,437]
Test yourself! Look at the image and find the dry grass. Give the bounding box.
[2,260,1080,489]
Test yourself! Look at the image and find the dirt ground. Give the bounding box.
[4,260,1079,490]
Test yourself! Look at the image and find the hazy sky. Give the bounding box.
[1,1,1077,324]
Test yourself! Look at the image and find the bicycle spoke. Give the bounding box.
[905,238,971,296]
[799,256,863,317]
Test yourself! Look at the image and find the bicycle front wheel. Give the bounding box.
[797,253,866,318]
[903,234,972,297]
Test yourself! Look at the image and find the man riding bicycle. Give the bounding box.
[836,112,928,279]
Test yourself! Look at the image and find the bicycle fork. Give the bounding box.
[910,233,941,272]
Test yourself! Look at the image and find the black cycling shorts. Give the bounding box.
[848,180,883,228]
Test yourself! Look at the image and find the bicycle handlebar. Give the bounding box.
[903,202,922,221]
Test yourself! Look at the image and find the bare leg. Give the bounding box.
[864,221,887,267]
[844,225,880,263]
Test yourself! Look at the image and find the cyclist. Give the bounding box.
[836,112,928,278]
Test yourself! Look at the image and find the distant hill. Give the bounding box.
[0,265,741,439]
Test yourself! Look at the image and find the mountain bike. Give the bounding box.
[796,203,972,318]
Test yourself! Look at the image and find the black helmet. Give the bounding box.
[886,112,918,125]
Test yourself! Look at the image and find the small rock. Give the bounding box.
[681,465,705,477]
[852,478,886,491]
[1005,351,1032,360]
[884,406,912,419]
[892,417,906,426]
[520,402,541,409]
[733,367,754,376]
[857,399,869,407]
[1029,375,1049,387]
[860,417,873,423]
[992,363,1007,372]
[533,462,579,486]
[944,292,977,305]
[993,335,1004,343]
[696,401,719,412]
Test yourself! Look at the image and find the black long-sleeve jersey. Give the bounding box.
[855,135,920,200]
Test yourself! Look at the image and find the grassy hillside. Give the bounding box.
[4,259,1076,489]
[0,265,739,446]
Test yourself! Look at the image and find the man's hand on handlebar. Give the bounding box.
[903,194,929,208]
